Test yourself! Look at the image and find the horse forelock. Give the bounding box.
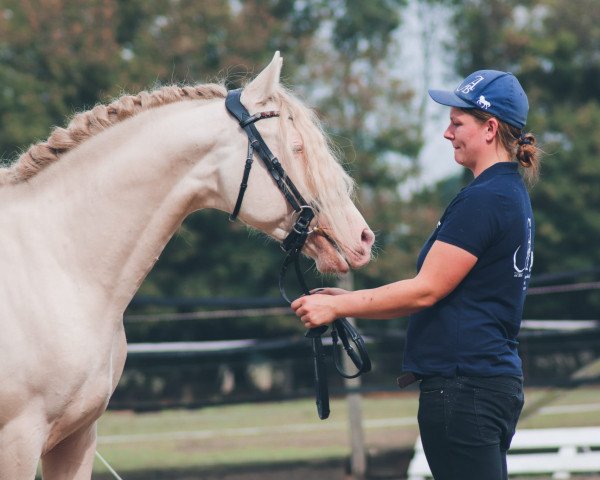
[1,83,228,184]
[275,87,356,247]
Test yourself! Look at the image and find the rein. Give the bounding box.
[225,89,371,420]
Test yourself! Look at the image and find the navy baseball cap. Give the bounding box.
[429,70,529,129]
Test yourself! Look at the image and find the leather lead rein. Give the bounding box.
[225,88,371,420]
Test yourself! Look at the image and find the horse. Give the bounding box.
[0,51,374,479]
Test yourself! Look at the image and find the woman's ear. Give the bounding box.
[485,117,500,142]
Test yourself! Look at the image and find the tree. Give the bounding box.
[0,0,123,154]
[291,0,426,291]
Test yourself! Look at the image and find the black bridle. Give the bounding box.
[225,88,371,420]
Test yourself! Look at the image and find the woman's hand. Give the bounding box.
[291,293,341,328]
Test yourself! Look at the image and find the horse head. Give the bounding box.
[219,52,374,273]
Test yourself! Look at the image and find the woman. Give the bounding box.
[291,70,540,480]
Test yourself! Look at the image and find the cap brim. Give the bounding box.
[428,89,473,109]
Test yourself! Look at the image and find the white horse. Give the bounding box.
[0,52,374,479]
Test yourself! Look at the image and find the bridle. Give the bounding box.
[225,88,371,420]
[225,89,316,258]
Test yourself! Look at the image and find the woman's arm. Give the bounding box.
[291,240,478,328]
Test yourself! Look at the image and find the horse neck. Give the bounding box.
[9,99,240,314]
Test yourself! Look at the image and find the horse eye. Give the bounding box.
[292,144,303,153]
[288,115,294,121]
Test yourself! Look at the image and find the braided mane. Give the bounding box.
[1,84,227,184]
[1,80,356,253]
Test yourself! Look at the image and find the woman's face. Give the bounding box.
[443,108,488,171]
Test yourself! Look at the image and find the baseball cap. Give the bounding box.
[428,70,529,129]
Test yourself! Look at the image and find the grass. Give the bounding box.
[90,386,600,475]
[94,393,418,474]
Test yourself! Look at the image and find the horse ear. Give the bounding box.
[242,51,283,105]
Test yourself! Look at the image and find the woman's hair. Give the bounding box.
[462,108,541,186]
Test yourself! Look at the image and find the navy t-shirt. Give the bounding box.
[403,162,534,378]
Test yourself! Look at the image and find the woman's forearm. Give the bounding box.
[334,277,436,320]
[292,242,477,327]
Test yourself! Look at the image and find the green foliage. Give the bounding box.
[330,0,406,56]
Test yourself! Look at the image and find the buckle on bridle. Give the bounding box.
[291,205,315,234]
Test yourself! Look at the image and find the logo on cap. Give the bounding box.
[477,95,491,109]
[457,75,484,94]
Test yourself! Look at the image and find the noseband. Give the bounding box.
[225,88,371,420]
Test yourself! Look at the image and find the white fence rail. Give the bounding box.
[408,427,600,480]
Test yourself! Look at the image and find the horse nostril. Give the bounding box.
[361,228,375,248]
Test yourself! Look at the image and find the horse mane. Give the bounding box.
[1,80,356,249]
[0,83,227,184]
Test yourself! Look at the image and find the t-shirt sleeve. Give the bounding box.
[436,189,501,257]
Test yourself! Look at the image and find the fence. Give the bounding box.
[408,427,600,479]
[114,270,600,410]
[108,320,600,410]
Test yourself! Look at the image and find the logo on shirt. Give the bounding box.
[513,218,534,289]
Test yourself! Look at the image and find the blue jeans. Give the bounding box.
[417,375,524,480]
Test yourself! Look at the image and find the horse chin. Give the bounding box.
[305,234,349,274]
[316,253,350,274]
[343,248,372,269]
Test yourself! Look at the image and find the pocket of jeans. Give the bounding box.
[474,387,523,447]
[418,387,445,428]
